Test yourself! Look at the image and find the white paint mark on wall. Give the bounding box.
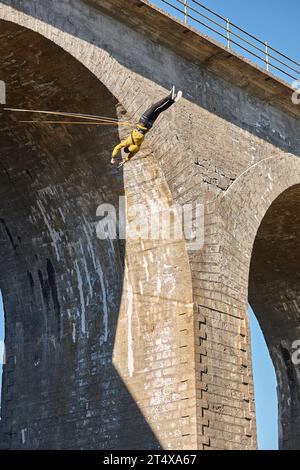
[36,199,61,261]
[98,263,109,346]
[127,282,134,378]
[82,218,110,345]
[157,277,161,295]
[142,256,150,282]
[82,219,97,269]
[58,207,66,223]
[109,237,115,255]
[267,172,273,191]
[72,323,76,343]
[21,428,27,445]
[79,240,93,299]
[75,261,86,335]
[164,263,172,269]
[139,281,143,295]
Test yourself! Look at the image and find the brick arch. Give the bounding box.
[217,154,300,449]
[0,2,165,128]
[0,4,123,112]
[0,1,181,170]
[0,13,195,450]
[0,17,132,450]
[218,154,300,303]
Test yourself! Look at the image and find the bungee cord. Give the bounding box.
[18,120,130,126]
[4,107,132,126]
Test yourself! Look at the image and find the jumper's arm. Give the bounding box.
[112,141,126,158]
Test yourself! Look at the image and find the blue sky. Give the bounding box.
[248,306,278,450]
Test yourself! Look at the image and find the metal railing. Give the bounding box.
[151,0,300,83]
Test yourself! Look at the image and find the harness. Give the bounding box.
[136,126,148,135]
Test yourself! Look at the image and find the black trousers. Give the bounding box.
[139,92,175,129]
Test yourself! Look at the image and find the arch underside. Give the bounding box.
[249,184,300,450]
[0,20,159,449]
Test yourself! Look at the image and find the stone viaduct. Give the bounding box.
[0,0,299,450]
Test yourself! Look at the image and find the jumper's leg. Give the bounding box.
[139,86,182,128]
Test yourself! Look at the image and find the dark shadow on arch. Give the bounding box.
[0,0,299,158]
[249,184,300,450]
[0,290,5,411]
[0,20,159,449]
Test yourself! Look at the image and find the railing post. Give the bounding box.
[184,0,188,24]
[226,18,231,49]
[265,41,269,71]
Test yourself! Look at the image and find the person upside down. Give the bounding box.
[111,86,182,165]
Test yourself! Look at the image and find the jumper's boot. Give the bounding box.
[170,85,183,102]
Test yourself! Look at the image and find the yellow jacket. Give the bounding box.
[112,125,148,161]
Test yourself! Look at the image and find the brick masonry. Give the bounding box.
[0,0,299,450]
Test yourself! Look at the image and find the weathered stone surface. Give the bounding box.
[0,0,299,450]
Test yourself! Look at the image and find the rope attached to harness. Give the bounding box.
[4,107,132,126]
[18,120,130,126]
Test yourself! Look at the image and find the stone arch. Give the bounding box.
[0,17,130,450]
[0,2,166,127]
[218,154,300,449]
[0,1,182,177]
[0,4,125,111]
[0,15,195,450]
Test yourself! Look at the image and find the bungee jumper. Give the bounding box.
[111,86,182,167]
[3,86,182,169]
